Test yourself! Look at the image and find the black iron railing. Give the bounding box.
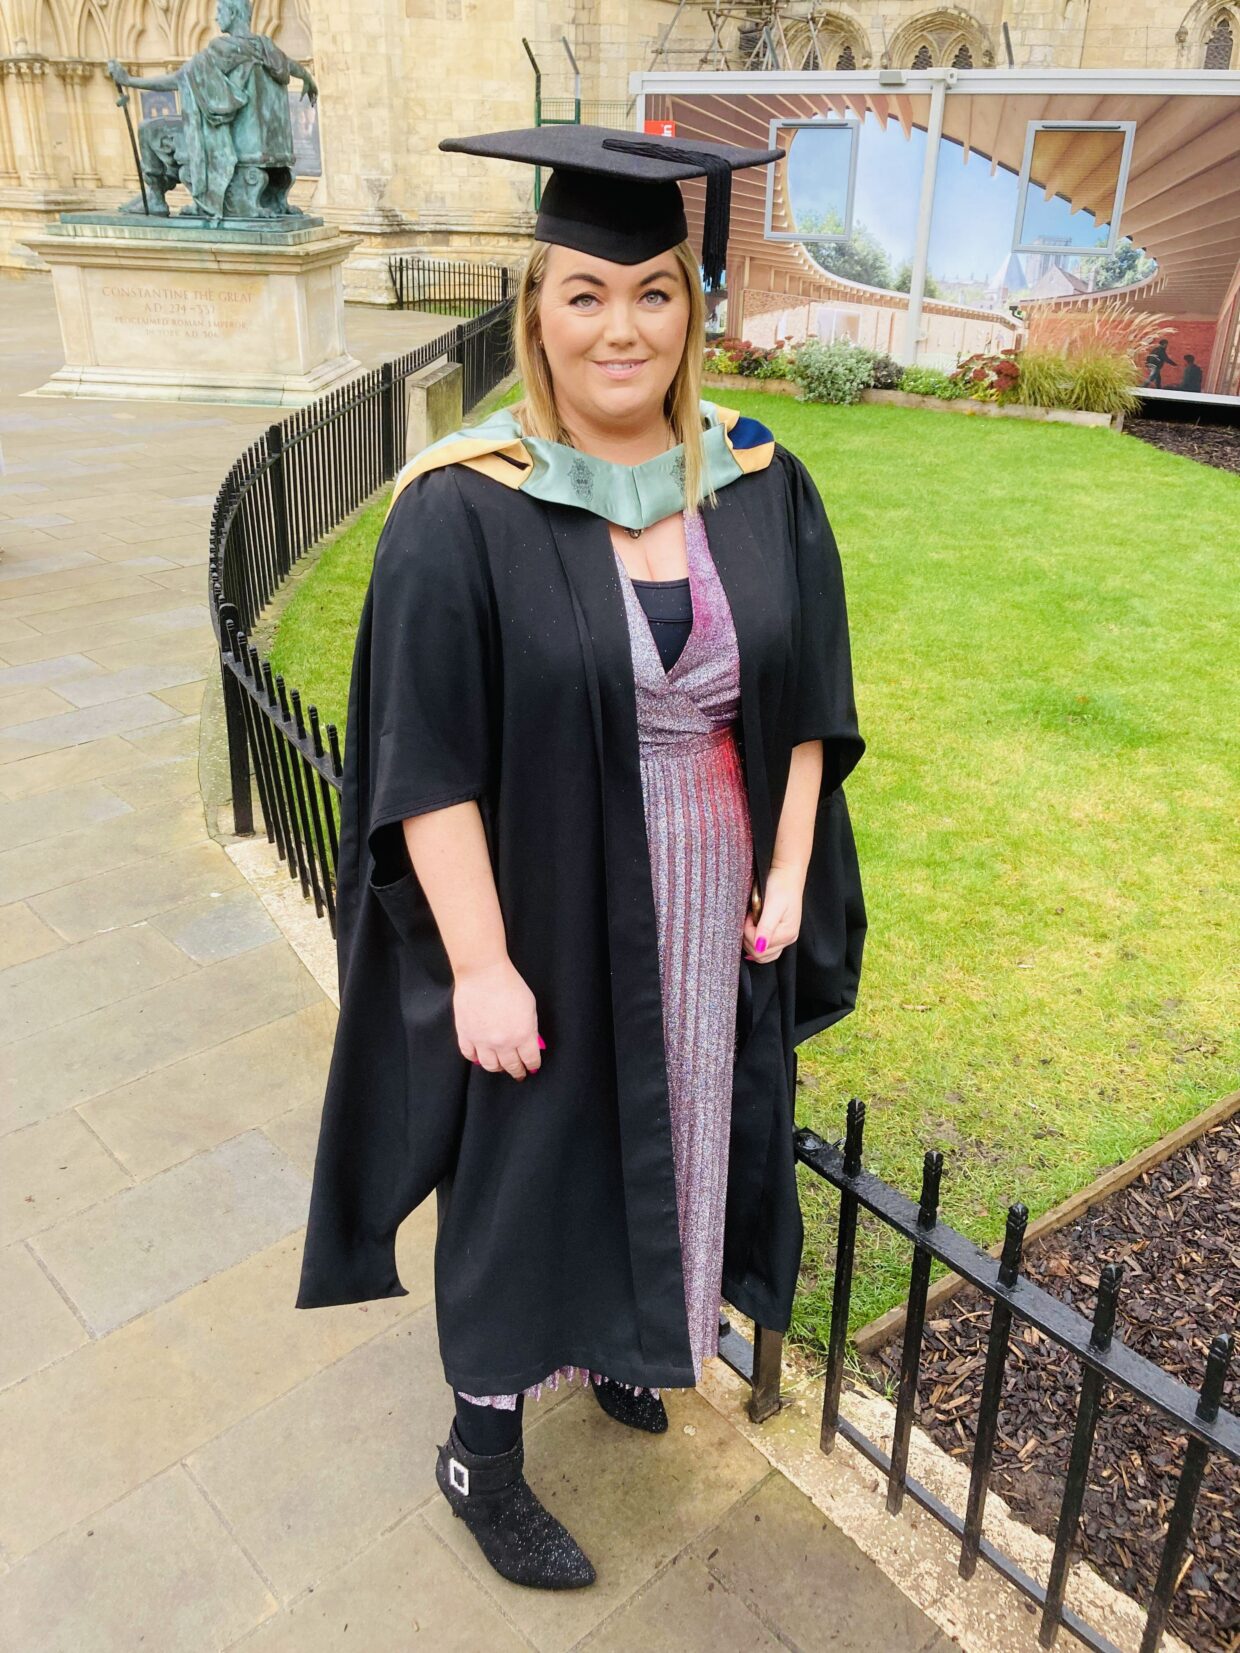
[209,301,515,931]
[389,255,522,316]
[719,1101,1237,1653]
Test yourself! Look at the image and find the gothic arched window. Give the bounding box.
[911,43,933,67]
[952,42,974,67]
[1204,13,1234,67]
[837,43,856,69]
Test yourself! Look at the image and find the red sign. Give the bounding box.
[644,120,676,138]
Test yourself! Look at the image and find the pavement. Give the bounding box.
[0,275,953,1653]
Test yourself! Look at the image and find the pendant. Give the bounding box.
[625,525,643,539]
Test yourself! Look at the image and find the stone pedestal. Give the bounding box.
[18,217,363,406]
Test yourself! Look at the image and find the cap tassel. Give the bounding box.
[601,137,732,292]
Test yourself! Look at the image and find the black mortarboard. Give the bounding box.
[439,124,783,292]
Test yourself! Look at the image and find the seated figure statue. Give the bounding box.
[107,0,317,223]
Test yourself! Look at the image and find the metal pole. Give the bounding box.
[560,37,581,126]
[900,69,950,367]
[522,38,543,206]
[109,71,150,216]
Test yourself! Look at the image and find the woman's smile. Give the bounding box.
[592,358,649,379]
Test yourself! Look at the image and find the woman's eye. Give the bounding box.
[569,293,599,308]
[642,289,672,304]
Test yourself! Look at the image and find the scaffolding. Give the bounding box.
[647,0,865,75]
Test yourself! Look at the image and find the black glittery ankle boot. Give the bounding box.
[435,1420,596,1590]
[590,1375,669,1433]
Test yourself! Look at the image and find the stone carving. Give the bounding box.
[106,0,318,223]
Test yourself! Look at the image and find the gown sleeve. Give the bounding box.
[356,466,498,887]
[778,448,868,1045]
[783,449,865,791]
[329,463,499,991]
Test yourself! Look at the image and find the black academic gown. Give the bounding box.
[295,443,866,1397]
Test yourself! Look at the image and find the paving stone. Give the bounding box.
[4,940,316,1129]
[28,839,243,940]
[97,753,200,809]
[0,900,64,967]
[22,591,196,637]
[1,1111,132,1245]
[0,653,103,691]
[0,1243,89,1390]
[0,1467,275,1653]
[0,692,179,760]
[0,578,160,623]
[0,734,141,801]
[0,779,131,851]
[151,888,280,963]
[188,1309,448,1603]
[0,686,72,729]
[154,678,207,715]
[5,511,73,529]
[690,1469,947,1653]
[51,661,207,709]
[0,1229,414,1556]
[0,552,98,586]
[232,1509,526,1653]
[0,798,205,904]
[119,713,201,760]
[0,613,190,667]
[0,922,194,1045]
[260,1096,328,1179]
[148,566,214,598]
[579,1554,784,1651]
[80,1003,338,1179]
[424,1385,770,1653]
[85,635,212,676]
[29,1131,310,1335]
[0,614,41,645]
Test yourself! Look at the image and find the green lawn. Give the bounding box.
[272,397,1240,1347]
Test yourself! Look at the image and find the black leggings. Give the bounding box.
[453,1390,524,1456]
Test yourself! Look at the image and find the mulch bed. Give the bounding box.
[873,1113,1240,1653]
[1125,418,1240,476]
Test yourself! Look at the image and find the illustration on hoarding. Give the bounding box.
[640,77,1240,399]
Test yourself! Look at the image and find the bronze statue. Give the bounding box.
[107,0,318,223]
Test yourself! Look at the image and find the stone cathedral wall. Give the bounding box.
[1,0,1234,287]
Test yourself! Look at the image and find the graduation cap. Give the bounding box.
[439,124,784,292]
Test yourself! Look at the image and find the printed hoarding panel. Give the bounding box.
[643,81,1240,399]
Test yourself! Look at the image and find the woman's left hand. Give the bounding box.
[742,864,805,963]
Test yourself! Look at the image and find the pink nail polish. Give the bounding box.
[755,936,767,954]
[537,1035,546,1049]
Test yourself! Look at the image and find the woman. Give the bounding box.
[296,126,866,1591]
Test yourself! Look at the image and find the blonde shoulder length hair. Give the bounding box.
[510,239,715,513]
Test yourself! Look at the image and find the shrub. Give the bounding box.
[897,366,966,400]
[868,352,904,390]
[704,341,794,381]
[1011,348,1139,416]
[952,350,1020,403]
[752,350,796,381]
[790,340,876,405]
[1018,298,1164,415]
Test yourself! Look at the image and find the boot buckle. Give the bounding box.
[448,1456,470,1496]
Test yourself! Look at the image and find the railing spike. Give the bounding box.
[918,1149,944,1230]
[1090,1263,1123,1353]
[843,1096,866,1178]
[998,1202,1028,1288]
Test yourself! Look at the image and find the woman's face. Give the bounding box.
[536,244,691,436]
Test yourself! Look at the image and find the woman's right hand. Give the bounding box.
[453,957,542,1081]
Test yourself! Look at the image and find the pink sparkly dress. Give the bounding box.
[459,508,754,1409]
